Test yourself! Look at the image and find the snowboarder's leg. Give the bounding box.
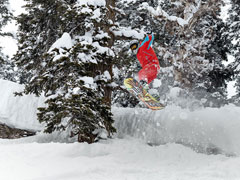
[138,64,159,84]
[123,77,165,110]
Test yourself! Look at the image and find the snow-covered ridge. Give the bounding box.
[0,79,44,131]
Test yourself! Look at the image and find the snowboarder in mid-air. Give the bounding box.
[124,33,164,110]
[130,33,160,88]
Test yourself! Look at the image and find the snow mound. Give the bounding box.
[113,105,240,155]
[0,79,44,131]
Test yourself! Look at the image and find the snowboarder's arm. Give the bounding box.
[139,33,154,50]
[148,33,154,50]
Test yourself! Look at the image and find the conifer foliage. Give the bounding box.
[14,0,116,143]
[0,0,11,30]
[156,0,232,107]
[225,0,240,105]
[0,0,15,81]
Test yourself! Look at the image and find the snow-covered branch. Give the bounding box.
[140,0,219,32]
[139,2,188,27]
[111,27,145,40]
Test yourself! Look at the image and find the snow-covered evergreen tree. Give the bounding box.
[225,0,240,105]
[14,0,117,143]
[0,52,16,81]
[0,0,11,30]
[0,0,15,81]
[157,0,233,107]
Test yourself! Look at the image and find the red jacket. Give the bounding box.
[137,35,160,84]
[137,35,159,67]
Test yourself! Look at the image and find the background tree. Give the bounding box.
[0,0,12,31]
[224,0,240,105]
[14,0,116,143]
[0,0,15,81]
[112,0,233,108]
[150,0,233,107]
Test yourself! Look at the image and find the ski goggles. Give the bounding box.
[130,43,138,51]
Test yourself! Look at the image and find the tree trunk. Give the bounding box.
[103,0,116,106]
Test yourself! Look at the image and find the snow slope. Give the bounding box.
[1,79,240,179]
[1,138,240,180]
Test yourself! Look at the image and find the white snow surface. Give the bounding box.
[140,2,189,27]
[8,0,26,16]
[0,1,240,178]
[1,80,240,179]
[80,76,95,89]
[0,79,44,131]
[49,32,73,52]
[113,27,145,40]
[220,0,231,22]
[0,137,240,180]
[113,106,240,156]
[76,0,106,6]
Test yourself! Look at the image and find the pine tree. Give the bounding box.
[225,0,240,105]
[15,0,71,83]
[0,0,15,81]
[0,0,12,30]
[14,0,116,143]
[0,52,15,81]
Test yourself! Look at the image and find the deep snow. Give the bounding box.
[0,1,240,179]
[0,79,44,131]
[114,106,240,156]
[2,78,240,156]
[1,79,240,179]
[1,137,240,180]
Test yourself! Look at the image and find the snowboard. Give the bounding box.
[124,78,165,110]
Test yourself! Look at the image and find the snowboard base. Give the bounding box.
[124,78,165,110]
